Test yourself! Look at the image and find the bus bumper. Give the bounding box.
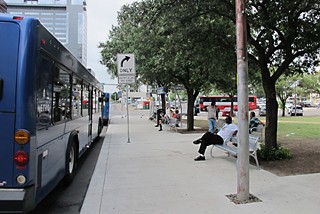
[0,186,35,213]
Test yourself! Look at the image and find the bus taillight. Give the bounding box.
[13,16,24,20]
[15,129,30,145]
[14,151,29,167]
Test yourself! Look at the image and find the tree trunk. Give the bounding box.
[161,93,166,114]
[264,82,278,150]
[186,89,195,131]
[282,105,286,117]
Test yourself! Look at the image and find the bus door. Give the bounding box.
[88,88,93,145]
[0,21,19,186]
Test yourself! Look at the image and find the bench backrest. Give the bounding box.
[250,124,264,133]
[221,130,238,146]
[249,135,260,151]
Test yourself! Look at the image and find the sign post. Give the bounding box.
[117,54,136,143]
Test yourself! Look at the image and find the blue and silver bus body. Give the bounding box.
[0,14,103,213]
[102,92,110,125]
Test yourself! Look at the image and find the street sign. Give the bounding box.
[157,87,166,95]
[117,53,136,84]
[118,75,136,84]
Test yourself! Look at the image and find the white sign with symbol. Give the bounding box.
[117,53,136,84]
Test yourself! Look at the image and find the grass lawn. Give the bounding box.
[190,116,320,139]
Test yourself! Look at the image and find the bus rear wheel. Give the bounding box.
[64,140,77,185]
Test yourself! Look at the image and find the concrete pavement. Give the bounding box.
[81,113,320,214]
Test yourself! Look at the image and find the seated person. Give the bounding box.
[174,109,181,127]
[158,111,168,131]
[169,109,176,118]
[193,115,238,161]
[249,111,264,133]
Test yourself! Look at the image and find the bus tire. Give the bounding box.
[64,139,78,185]
[98,118,103,136]
[103,118,109,126]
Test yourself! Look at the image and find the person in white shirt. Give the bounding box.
[193,115,238,161]
[207,101,219,133]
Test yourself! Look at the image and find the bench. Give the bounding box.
[210,135,260,168]
[167,117,178,132]
[250,124,264,142]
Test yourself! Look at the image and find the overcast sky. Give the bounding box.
[86,0,136,93]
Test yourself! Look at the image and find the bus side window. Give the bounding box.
[53,67,71,122]
[72,76,81,118]
[37,57,52,130]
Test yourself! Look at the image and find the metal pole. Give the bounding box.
[236,0,250,200]
[126,84,131,143]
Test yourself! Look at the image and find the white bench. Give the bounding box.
[250,124,264,142]
[167,118,178,131]
[210,135,260,168]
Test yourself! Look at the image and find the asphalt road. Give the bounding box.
[29,129,106,214]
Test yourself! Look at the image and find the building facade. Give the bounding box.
[6,0,87,66]
[0,0,7,13]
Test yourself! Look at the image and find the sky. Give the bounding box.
[86,0,136,93]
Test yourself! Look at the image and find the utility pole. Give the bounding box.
[236,0,250,201]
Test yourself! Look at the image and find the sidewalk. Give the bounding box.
[81,114,320,214]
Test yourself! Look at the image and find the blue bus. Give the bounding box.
[0,14,104,213]
[102,92,110,126]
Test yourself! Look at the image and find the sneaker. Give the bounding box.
[159,129,163,131]
[193,139,202,144]
[194,156,205,161]
[175,124,180,127]
[155,125,159,127]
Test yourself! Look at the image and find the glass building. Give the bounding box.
[6,0,87,66]
[0,0,7,13]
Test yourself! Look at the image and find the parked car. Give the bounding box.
[301,101,313,107]
[258,104,266,116]
[222,107,235,117]
[259,108,266,116]
[287,105,303,116]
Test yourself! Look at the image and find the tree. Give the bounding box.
[99,0,237,130]
[276,76,295,116]
[299,72,320,98]
[176,0,320,150]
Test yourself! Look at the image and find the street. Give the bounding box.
[29,130,106,214]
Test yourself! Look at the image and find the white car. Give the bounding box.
[287,105,303,116]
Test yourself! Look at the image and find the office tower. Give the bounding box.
[6,0,87,66]
[0,0,7,13]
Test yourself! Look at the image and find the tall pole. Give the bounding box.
[126,84,131,143]
[236,0,250,200]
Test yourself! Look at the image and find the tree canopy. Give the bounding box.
[99,0,238,130]
[99,0,320,148]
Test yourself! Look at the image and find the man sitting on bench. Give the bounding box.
[193,115,238,161]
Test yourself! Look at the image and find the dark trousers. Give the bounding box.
[198,132,223,155]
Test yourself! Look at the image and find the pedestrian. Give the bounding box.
[193,115,238,161]
[207,101,219,133]
[175,109,181,127]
